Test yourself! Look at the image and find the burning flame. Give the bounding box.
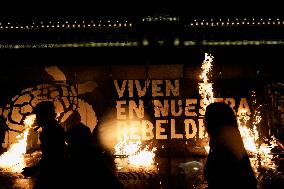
[199,53,214,110]
[24,114,36,128]
[198,53,214,153]
[0,114,36,172]
[114,138,157,172]
[238,102,278,174]
[198,54,278,174]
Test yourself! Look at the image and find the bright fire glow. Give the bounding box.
[198,54,278,174]
[198,53,214,153]
[0,114,36,172]
[24,114,36,128]
[199,53,214,110]
[238,104,278,174]
[114,138,157,172]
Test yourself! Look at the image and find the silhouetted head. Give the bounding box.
[66,111,81,124]
[205,102,238,136]
[64,110,82,131]
[33,101,56,127]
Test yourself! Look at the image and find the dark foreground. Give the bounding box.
[0,150,284,189]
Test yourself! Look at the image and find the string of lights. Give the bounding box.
[0,20,132,30]
[0,17,283,31]
[187,18,284,27]
[0,42,140,49]
[0,40,283,49]
[0,16,284,49]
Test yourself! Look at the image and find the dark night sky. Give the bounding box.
[0,1,282,17]
[0,2,283,102]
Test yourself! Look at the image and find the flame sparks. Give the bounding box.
[199,53,214,110]
[238,104,278,174]
[114,138,157,172]
[198,53,278,174]
[24,114,36,128]
[198,53,214,153]
[0,114,36,172]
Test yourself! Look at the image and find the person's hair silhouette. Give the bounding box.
[65,110,92,159]
[64,110,124,189]
[22,101,65,189]
[204,102,257,189]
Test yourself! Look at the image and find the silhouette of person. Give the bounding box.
[203,102,257,189]
[65,110,124,189]
[21,101,65,189]
[91,117,118,177]
[65,111,92,160]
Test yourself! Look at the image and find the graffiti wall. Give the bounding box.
[0,58,258,156]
